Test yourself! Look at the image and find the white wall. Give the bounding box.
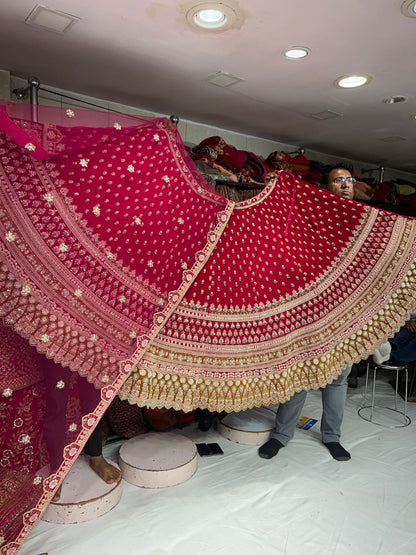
[6,73,416,184]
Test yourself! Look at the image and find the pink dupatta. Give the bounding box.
[0,101,230,552]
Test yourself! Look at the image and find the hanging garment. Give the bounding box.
[0,101,230,553]
[121,172,416,411]
[1,100,416,552]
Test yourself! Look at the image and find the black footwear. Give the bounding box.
[198,409,216,432]
[323,442,351,461]
[348,375,358,388]
[258,438,284,459]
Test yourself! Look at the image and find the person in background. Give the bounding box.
[42,358,121,500]
[373,316,416,365]
[258,163,356,462]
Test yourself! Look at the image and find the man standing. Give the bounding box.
[258,163,356,462]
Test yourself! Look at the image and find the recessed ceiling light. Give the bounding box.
[185,2,243,32]
[194,8,226,28]
[334,74,372,89]
[25,4,80,33]
[410,114,416,120]
[383,95,408,104]
[283,47,310,60]
[401,0,416,17]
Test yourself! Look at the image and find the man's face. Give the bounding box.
[326,168,355,199]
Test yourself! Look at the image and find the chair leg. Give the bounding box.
[370,365,377,421]
[395,370,399,410]
[364,361,370,403]
[404,368,408,425]
[408,362,416,397]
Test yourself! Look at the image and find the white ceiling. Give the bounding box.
[1,0,416,173]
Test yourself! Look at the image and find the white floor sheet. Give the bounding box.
[20,374,416,555]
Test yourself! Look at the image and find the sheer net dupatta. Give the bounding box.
[0,101,231,552]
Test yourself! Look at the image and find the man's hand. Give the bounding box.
[354,180,374,201]
[405,319,416,334]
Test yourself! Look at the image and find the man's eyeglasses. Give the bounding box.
[333,177,356,185]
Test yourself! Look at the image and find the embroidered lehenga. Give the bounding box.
[121,172,416,411]
[0,101,415,552]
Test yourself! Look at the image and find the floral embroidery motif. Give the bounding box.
[47,476,60,491]
[129,331,137,338]
[66,109,75,118]
[102,375,110,383]
[147,260,154,267]
[127,165,135,173]
[93,205,101,216]
[13,418,23,428]
[18,434,31,445]
[41,334,50,343]
[74,289,83,297]
[79,158,90,168]
[21,284,31,296]
[133,216,143,225]
[106,251,114,260]
[69,423,77,432]
[153,133,160,141]
[162,175,170,183]
[59,243,69,253]
[2,388,13,398]
[118,295,127,304]
[90,334,98,342]
[43,193,54,202]
[5,231,16,242]
[181,262,188,269]
[24,143,36,151]
[177,217,184,225]
[113,122,122,130]
[33,476,42,485]
[56,380,65,389]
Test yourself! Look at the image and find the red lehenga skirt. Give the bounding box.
[0,101,415,552]
[121,172,416,411]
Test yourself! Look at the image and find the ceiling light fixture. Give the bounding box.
[383,95,408,104]
[194,8,226,28]
[283,47,310,60]
[25,4,80,33]
[401,0,416,17]
[334,74,371,89]
[185,2,243,32]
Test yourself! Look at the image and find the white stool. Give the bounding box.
[219,406,277,446]
[358,359,411,428]
[119,432,197,488]
[42,455,122,524]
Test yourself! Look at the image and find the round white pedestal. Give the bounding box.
[42,455,122,524]
[119,432,197,488]
[219,406,277,445]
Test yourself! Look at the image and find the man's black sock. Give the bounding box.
[323,442,351,461]
[258,438,284,459]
